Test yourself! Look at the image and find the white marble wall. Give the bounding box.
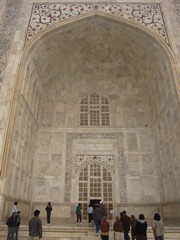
[0,0,179,223]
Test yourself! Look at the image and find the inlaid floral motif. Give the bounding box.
[27,3,168,44]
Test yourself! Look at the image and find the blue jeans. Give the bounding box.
[95,220,101,233]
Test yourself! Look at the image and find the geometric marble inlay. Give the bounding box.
[27,3,169,44]
[0,0,23,85]
[65,132,127,203]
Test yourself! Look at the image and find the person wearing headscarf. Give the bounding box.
[135,214,147,240]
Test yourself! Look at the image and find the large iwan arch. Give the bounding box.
[0,12,179,225]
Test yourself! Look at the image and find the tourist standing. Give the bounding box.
[130,215,137,240]
[6,212,16,240]
[100,216,110,240]
[76,203,82,226]
[15,211,21,240]
[87,204,93,225]
[113,216,124,240]
[45,202,52,225]
[152,213,164,240]
[121,210,130,240]
[135,214,148,240]
[93,204,103,236]
[29,209,42,240]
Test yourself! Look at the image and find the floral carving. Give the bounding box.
[27,3,168,44]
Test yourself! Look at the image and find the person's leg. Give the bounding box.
[115,232,120,240]
[15,226,19,240]
[97,220,101,233]
[95,220,99,233]
[102,235,109,240]
[7,227,11,240]
[124,231,130,240]
[47,213,50,224]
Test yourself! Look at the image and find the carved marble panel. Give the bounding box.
[175,3,180,25]
[127,154,140,176]
[0,0,23,84]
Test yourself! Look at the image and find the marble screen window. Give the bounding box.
[80,92,110,126]
[78,162,113,219]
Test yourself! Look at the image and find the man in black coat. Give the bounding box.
[121,210,131,240]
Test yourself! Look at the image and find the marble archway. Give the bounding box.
[0,9,179,224]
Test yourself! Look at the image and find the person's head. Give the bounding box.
[120,212,123,217]
[102,216,107,221]
[115,216,120,221]
[131,215,135,219]
[34,209,40,217]
[48,202,51,205]
[154,213,161,221]
[122,210,126,215]
[17,211,21,215]
[139,214,145,220]
[14,201,18,206]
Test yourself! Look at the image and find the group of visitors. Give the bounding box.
[6,201,52,240]
[105,210,164,240]
[76,202,164,240]
[6,202,21,240]
[7,200,164,240]
[76,201,107,230]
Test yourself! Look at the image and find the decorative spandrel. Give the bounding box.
[76,155,115,172]
[26,3,169,44]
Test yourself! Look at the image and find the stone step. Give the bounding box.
[0,225,179,240]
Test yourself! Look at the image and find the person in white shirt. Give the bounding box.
[11,201,18,215]
[87,204,93,225]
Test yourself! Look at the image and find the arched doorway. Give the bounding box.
[78,162,113,220]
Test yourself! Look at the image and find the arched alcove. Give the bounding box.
[1,14,179,224]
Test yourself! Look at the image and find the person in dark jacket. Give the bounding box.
[29,209,42,239]
[7,212,16,240]
[45,202,52,225]
[135,214,148,240]
[131,215,137,240]
[113,216,124,240]
[15,211,21,240]
[93,204,103,236]
[121,210,130,240]
[100,216,109,240]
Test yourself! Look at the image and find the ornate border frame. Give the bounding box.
[65,132,127,202]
